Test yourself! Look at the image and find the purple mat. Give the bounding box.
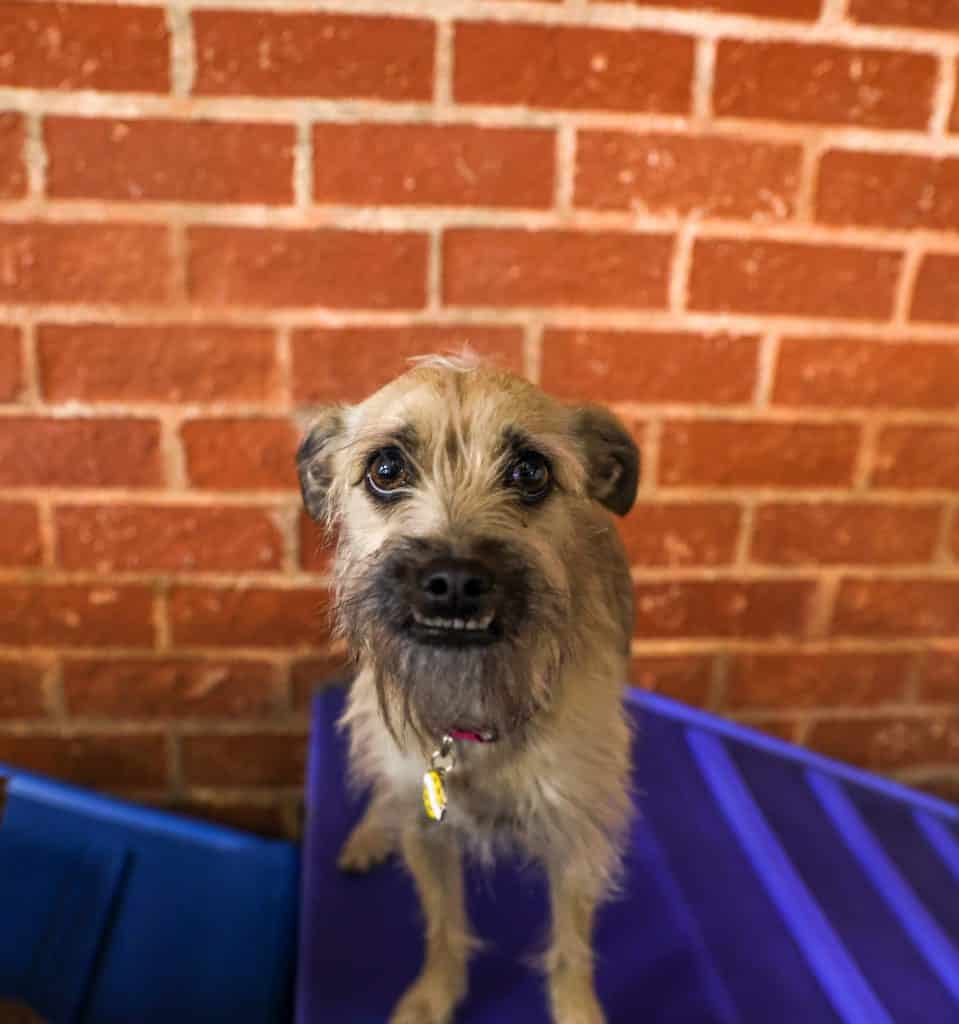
[297,683,959,1023]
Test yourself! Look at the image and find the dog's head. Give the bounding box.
[298,356,637,748]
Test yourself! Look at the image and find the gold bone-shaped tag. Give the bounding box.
[422,768,447,823]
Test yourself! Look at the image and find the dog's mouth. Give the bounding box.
[406,607,502,646]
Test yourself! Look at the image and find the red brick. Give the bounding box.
[0,503,41,568]
[630,581,810,634]
[728,651,910,709]
[46,118,295,204]
[834,579,959,636]
[910,775,959,805]
[541,329,758,403]
[444,230,672,308]
[849,0,959,30]
[628,655,714,706]
[291,326,524,404]
[169,585,331,648]
[0,223,171,305]
[689,239,901,319]
[181,418,297,491]
[872,426,959,489]
[299,512,335,574]
[608,0,819,16]
[0,584,154,647]
[313,123,554,208]
[0,418,162,488]
[0,326,22,401]
[181,731,308,786]
[816,150,959,231]
[188,227,427,310]
[575,133,800,219]
[63,658,279,718]
[56,505,284,573]
[922,648,959,703]
[454,22,693,113]
[0,3,169,92]
[807,712,959,771]
[633,580,814,638]
[660,420,860,488]
[713,41,936,130]
[292,657,350,710]
[618,503,741,566]
[193,10,433,100]
[0,659,49,718]
[38,324,279,404]
[911,253,959,324]
[174,797,289,838]
[0,731,167,788]
[775,337,959,411]
[751,502,941,565]
[0,113,25,198]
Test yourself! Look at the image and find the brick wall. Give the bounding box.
[1,0,958,836]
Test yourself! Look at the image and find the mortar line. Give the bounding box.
[167,3,196,98]
[930,54,957,137]
[434,18,454,109]
[524,320,543,383]
[24,112,46,199]
[691,37,716,127]
[794,138,824,222]
[668,222,697,313]
[853,420,880,491]
[18,320,41,406]
[753,332,780,408]
[293,119,313,209]
[893,244,924,325]
[555,122,577,214]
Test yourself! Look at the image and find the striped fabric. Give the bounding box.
[298,685,959,1024]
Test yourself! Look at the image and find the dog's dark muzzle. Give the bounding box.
[379,539,530,649]
[408,556,501,646]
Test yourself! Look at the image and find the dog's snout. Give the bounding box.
[417,558,494,617]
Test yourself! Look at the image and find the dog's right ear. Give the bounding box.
[297,406,345,523]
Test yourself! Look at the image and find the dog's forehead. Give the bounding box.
[351,366,568,441]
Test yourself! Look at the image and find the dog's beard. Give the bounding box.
[335,538,570,747]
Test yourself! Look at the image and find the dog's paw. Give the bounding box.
[389,977,462,1024]
[337,821,394,873]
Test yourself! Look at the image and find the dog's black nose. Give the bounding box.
[417,558,494,618]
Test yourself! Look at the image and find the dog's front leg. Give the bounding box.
[544,856,608,1024]
[338,786,397,872]
[391,826,471,1024]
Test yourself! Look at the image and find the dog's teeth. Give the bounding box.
[452,618,465,629]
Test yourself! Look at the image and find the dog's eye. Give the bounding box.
[365,447,409,499]
[507,451,551,504]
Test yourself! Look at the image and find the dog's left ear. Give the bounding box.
[571,405,639,517]
[297,405,345,523]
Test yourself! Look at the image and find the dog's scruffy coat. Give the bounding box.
[297,356,638,1024]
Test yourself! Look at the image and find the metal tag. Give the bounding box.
[422,735,455,823]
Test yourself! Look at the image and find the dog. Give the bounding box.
[297,354,638,1024]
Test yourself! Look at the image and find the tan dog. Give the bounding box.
[297,356,637,1024]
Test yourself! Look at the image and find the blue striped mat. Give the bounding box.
[297,685,959,1024]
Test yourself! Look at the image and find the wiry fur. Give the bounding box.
[297,360,638,1024]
